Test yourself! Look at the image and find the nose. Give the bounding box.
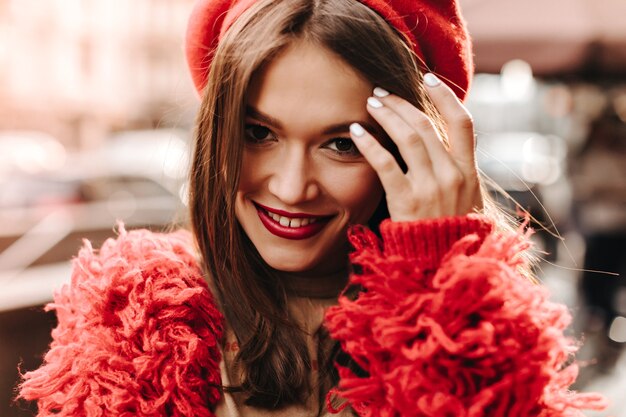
[267,148,320,205]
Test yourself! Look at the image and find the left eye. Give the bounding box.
[325,138,360,156]
[244,124,275,143]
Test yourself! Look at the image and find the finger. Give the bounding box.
[423,73,477,171]
[371,88,460,181]
[365,96,435,178]
[348,122,407,197]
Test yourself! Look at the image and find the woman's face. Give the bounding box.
[235,41,384,275]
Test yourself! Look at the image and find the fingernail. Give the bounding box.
[367,97,383,109]
[373,87,389,98]
[350,123,366,137]
[424,73,441,87]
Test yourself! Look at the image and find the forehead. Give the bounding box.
[246,41,374,128]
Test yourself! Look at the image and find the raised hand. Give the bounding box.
[350,73,483,222]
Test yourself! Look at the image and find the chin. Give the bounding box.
[257,249,321,273]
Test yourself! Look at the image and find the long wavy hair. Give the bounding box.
[189,0,520,412]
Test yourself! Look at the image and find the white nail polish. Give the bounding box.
[350,123,366,137]
[373,87,390,97]
[424,73,441,87]
[367,97,383,109]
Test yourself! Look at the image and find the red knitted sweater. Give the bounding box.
[18,214,607,416]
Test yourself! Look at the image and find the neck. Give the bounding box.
[273,266,350,299]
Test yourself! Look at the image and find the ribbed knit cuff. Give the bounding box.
[379,213,493,270]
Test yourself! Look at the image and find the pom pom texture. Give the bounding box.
[18,225,224,417]
[325,216,608,416]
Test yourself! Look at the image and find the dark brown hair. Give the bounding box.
[189,0,516,412]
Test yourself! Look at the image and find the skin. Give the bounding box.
[351,78,483,222]
[235,40,384,277]
[235,40,483,281]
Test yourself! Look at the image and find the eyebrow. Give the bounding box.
[245,105,382,136]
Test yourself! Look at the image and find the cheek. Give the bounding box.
[326,166,384,220]
[238,149,266,191]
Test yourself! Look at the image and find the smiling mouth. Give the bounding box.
[254,202,334,240]
[262,209,321,228]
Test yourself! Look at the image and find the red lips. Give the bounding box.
[254,203,333,240]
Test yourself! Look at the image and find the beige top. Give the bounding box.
[214,296,354,417]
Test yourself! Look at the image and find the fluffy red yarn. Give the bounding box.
[325,220,607,416]
[18,225,224,417]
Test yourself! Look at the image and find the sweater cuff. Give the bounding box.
[379,213,493,270]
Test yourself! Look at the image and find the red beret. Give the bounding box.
[185,0,473,100]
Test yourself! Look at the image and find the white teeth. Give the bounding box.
[264,209,321,228]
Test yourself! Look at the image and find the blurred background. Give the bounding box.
[0,0,624,415]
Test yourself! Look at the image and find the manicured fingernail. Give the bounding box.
[367,97,383,109]
[350,122,366,137]
[424,73,441,87]
[373,87,390,97]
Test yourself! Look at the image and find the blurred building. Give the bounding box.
[462,0,626,78]
[0,0,198,148]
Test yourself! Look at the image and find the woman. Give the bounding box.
[19,0,606,416]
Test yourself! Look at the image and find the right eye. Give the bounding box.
[244,123,276,144]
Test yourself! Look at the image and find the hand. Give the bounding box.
[350,73,483,222]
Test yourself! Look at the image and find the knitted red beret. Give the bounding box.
[185,0,473,100]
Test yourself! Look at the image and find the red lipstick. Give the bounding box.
[254,203,333,240]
